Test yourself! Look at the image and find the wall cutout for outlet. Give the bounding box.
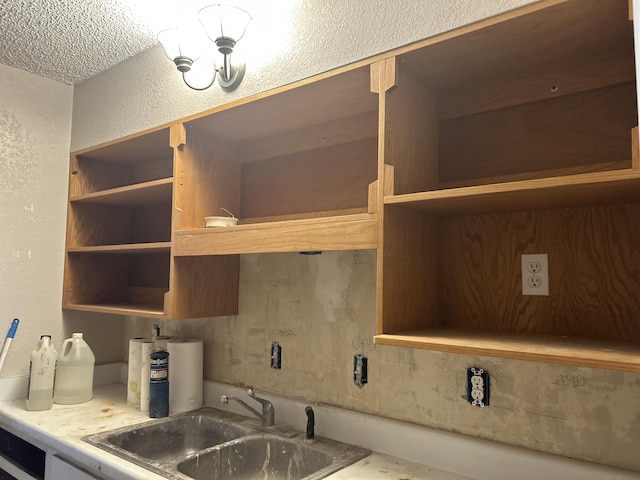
[353,354,368,387]
[521,253,549,296]
[270,341,282,369]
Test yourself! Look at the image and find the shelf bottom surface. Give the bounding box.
[64,303,166,319]
[374,329,640,372]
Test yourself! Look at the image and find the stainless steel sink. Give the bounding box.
[105,414,250,461]
[177,435,367,480]
[84,408,369,480]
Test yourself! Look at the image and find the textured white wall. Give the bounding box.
[0,65,71,376]
[0,65,124,378]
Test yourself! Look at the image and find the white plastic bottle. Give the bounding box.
[53,333,95,405]
[26,335,58,411]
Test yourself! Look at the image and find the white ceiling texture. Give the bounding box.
[0,0,165,84]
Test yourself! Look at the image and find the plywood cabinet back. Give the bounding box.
[400,0,633,95]
[241,138,377,220]
[379,201,640,347]
[438,83,637,185]
[178,64,379,226]
[70,128,173,196]
[437,202,640,342]
[185,66,377,143]
[384,0,636,195]
[64,254,130,305]
[67,203,171,247]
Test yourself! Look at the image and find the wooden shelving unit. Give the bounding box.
[63,65,379,318]
[64,0,640,370]
[374,0,640,371]
[63,125,238,319]
[63,126,175,318]
[171,64,379,256]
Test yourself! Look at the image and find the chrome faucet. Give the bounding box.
[221,388,275,427]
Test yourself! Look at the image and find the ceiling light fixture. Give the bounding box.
[157,4,251,92]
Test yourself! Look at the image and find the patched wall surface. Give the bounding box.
[128,251,640,472]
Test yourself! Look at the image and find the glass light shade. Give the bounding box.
[198,4,251,47]
[157,27,202,62]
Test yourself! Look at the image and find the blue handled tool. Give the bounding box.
[0,319,20,374]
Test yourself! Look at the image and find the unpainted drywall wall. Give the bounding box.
[127,251,640,471]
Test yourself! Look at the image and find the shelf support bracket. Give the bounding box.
[170,123,187,150]
[370,57,396,94]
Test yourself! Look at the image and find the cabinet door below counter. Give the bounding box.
[47,455,104,480]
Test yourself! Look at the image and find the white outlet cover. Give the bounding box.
[521,253,549,296]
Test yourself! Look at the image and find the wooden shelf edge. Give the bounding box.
[67,242,171,254]
[385,168,640,215]
[239,208,370,225]
[174,213,378,255]
[63,303,167,319]
[70,177,173,205]
[373,331,640,373]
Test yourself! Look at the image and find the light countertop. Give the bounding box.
[0,383,470,480]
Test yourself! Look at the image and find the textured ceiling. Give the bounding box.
[0,0,158,85]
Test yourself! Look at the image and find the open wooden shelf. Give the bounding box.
[174,213,377,256]
[69,178,173,206]
[173,63,379,259]
[64,122,239,320]
[64,302,167,319]
[374,330,640,373]
[66,242,171,254]
[385,167,640,216]
[374,0,640,371]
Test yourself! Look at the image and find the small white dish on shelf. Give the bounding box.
[205,208,238,227]
[205,216,238,227]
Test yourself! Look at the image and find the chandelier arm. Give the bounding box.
[181,69,217,91]
[218,62,246,92]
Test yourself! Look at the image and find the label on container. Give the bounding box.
[150,351,169,384]
[150,368,168,380]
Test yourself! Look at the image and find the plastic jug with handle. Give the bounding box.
[26,335,58,411]
[53,333,95,405]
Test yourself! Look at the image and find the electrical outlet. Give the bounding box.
[467,367,490,407]
[521,253,549,296]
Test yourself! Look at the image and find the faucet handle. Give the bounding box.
[304,406,316,443]
[246,388,273,413]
